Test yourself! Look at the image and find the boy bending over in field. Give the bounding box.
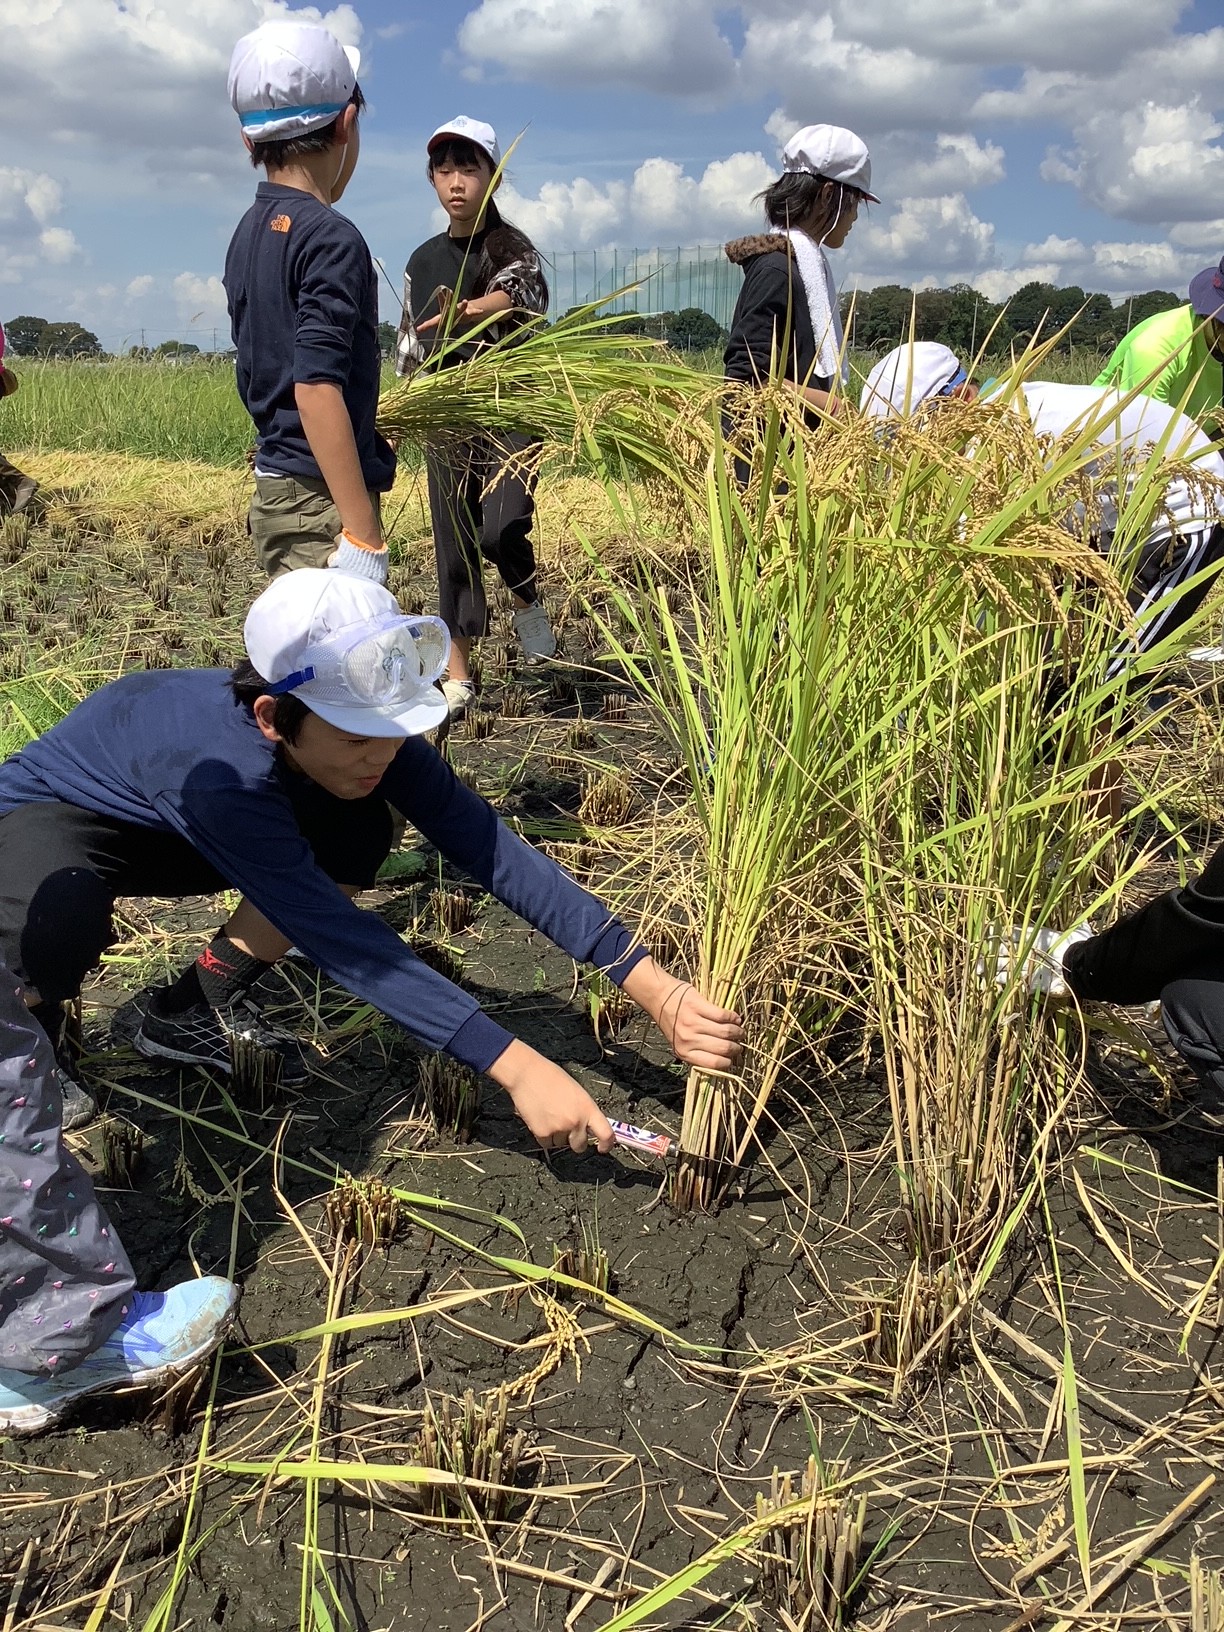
[224,21,394,582]
[0,570,742,1152]
[859,341,1224,673]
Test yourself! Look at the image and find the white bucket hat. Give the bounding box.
[427,116,501,168]
[229,20,361,143]
[859,342,968,419]
[782,125,879,203]
[245,570,450,738]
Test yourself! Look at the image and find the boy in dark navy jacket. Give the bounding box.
[0,572,743,1153]
[224,19,394,582]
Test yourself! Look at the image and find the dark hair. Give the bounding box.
[230,659,310,744]
[757,171,863,237]
[426,136,507,234]
[473,224,537,297]
[249,84,366,170]
[427,135,494,174]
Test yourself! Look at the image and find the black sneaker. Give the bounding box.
[133,998,313,1087]
[10,475,38,517]
[55,1063,98,1132]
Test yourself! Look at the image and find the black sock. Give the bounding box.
[29,999,65,1056]
[157,931,272,1014]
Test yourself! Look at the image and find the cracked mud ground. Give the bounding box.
[4,489,1224,1628]
[5,849,1224,1630]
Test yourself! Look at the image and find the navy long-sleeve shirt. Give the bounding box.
[1065,842,1224,1006]
[0,671,646,1069]
[224,181,397,491]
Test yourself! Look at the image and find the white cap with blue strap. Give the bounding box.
[245,570,450,738]
[228,20,361,143]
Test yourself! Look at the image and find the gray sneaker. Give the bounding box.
[10,474,38,516]
[134,996,313,1087]
[512,603,557,663]
[56,1064,98,1133]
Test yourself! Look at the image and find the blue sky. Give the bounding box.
[2,0,1223,351]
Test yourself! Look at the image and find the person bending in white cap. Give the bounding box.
[860,342,1224,676]
[224,20,395,583]
[0,572,743,1156]
[395,118,556,720]
[724,124,876,421]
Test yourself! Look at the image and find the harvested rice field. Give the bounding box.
[4,409,1224,1632]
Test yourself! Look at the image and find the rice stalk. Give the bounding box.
[1192,1555,1224,1631]
[846,402,1218,1377]
[583,365,1218,1254]
[99,1117,145,1187]
[754,1456,868,1631]
[419,1053,481,1142]
[409,1387,535,1525]
[324,1172,402,1252]
[378,304,716,499]
[550,1239,611,1298]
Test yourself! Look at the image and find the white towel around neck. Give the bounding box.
[769,226,848,388]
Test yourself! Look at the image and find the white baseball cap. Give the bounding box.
[245,570,450,738]
[229,20,361,143]
[859,342,968,419]
[782,124,879,203]
[427,115,501,168]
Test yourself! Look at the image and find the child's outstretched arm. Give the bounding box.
[295,381,384,553]
[620,957,744,1073]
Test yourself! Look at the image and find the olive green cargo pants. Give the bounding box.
[249,473,382,578]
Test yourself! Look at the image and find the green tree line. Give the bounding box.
[841,282,1183,355]
[6,283,1188,365]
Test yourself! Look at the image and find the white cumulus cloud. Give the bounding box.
[0,166,81,279]
[0,1,363,180]
[501,151,774,249]
[172,272,229,326]
[38,226,80,264]
[457,0,736,96]
[1041,101,1224,224]
[742,13,972,133]
[856,194,998,276]
[833,0,1184,72]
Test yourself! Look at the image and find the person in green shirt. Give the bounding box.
[1095,257,1224,438]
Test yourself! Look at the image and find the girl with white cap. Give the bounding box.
[724,124,877,420]
[395,119,554,719]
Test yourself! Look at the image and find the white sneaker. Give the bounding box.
[513,603,557,663]
[442,678,477,720]
[0,1276,239,1435]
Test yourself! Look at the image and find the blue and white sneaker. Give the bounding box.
[0,1276,239,1436]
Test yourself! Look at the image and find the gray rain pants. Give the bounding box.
[0,962,135,1375]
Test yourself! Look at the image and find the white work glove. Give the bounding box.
[984,923,1095,1000]
[328,531,389,585]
